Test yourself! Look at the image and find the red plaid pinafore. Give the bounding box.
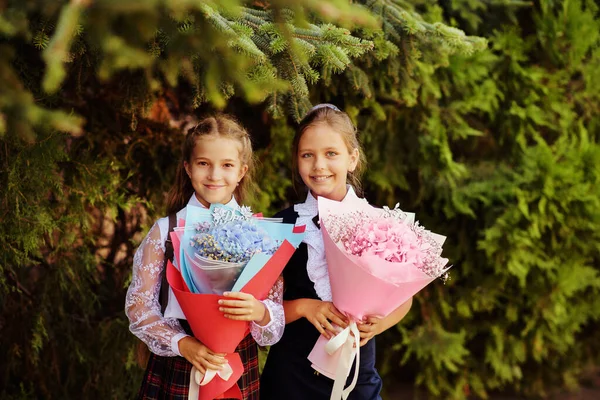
[136,332,259,400]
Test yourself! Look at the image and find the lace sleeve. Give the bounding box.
[125,222,188,357]
[250,276,284,346]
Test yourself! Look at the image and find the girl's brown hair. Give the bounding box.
[291,105,367,196]
[165,114,255,215]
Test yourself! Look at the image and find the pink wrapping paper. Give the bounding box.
[307,224,436,377]
[307,196,450,399]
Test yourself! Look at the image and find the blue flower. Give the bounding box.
[191,220,279,263]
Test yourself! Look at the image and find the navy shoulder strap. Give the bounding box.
[159,213,177,314]
[274,206,299,224]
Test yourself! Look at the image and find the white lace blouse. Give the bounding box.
[125,194,285,357]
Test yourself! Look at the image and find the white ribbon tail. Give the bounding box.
[325,326,350,355]
[342,323,361,400]
[325,321,361,400]
[188,362,233,400]
[189,367,200,400]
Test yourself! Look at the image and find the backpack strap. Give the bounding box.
[159,213,177,314]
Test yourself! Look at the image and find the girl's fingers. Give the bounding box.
[327,304,345,318]
[192,362,206,375]
[204,354,227,366]
[358,324,377,336]
[322,319,336,335]
[202,360,225,370]
[222,292,252,300]
[329,315,348,329]
[359,331,371,339]
[219,299,247,308]
[224,313,251,321]
[205,350,227,358]
[330,308,346,321]
[219,306,249,315]
[365,316,382,324]
[312,320,331,339]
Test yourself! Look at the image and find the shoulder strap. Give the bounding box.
[274,206,299,224]
[159,213,177,314]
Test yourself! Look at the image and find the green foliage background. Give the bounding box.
[1,0,599,399]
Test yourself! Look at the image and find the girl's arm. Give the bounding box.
[125,222,189,357]
[249,276,285,345]
[283,299,310,324]
[357,297,413,346]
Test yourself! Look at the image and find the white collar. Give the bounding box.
[295,185,357,217]
[187,193,239,209]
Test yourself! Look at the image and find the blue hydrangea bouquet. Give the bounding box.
[173,204,304,295]
[164,205,305,399]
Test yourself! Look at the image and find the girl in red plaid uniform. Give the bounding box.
[126,115,285,400]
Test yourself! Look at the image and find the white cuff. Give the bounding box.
[172,333,189,357]
[251,300,274,329]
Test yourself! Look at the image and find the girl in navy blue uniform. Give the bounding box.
[260,105,413,399]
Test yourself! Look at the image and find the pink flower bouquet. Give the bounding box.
[307,195,450,400]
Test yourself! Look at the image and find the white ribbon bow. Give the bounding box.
[188,362,233,400]
[324,321,361,400]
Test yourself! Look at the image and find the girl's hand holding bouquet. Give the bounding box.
[300,299,348,340]
[179,337,228,374]
[356,317,382,346]
[219,291,269,324]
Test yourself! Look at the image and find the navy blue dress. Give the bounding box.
[260,207,382,400]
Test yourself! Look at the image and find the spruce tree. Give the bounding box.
[1,1,599,399]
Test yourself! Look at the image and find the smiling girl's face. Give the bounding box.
[296,123,359,202]
[184,135,248,207]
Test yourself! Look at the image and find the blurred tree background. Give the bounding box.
[1,0,599,399]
